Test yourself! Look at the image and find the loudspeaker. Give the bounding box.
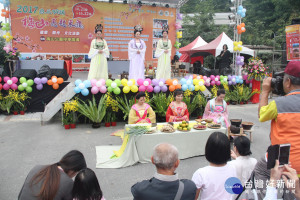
[13,69,37,80]
[50,69,69,81]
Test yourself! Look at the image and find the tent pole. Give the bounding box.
[214,56,216,69]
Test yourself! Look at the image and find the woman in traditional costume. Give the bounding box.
[203,89,229,127]
[155,25,172,80]
[128,25,146,80]
[166,89,189,122]
[128,92,156,124]
[88,24,110,80]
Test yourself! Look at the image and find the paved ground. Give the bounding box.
[0,100,272,200]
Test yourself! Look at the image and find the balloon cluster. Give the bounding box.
[152,79,168,93]
[237,5,246,18]
[174,41,181,49]
[180,78,195,91]
[106,79,121,95]
[176,13,183,20]
[174,22,182,30]
[3,32,13,42]
[0,77,2,90]
[242,75,252,84]
[121,79,138,93]
[3,44,11,53]
[0,0,10,7]
[18,77,34,93]
[193,78,212,96]
[237,23,246,34]
[166,79,181,92]
[233,41,243,52]
[1,22,10,31]
[175,51,182,58]
[137,78,153,92]
[3,77,18,90]
[1,9,9,18]
[47,76,64,90]
[228,75,243,85]
[177,31,182,39]
[74,79,91,96]
[34,77,48,90]
[236,55,245,66]
[90,79,107,94]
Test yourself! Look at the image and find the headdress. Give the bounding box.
[134,25,143,32]
[162,24,169,32]
[95,24,103,32]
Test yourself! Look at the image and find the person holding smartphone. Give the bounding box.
[255,61,300,199]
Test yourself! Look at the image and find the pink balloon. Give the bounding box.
[216,75,220,80]
[211,81,215,86]
[90,79,97,86]
[137,79,144,86]
[99,86,107,93]
[4,76,10,83]
[210,75,215,80]
[3,83,9,90]
[203,76,207,81]
[147,85,154,92]
[243,75,248,80]
[0,84,2,90]
[99,79,106,85]
[145,78,152,84]
[216,81,221,86]
[91,86,99,94]
[11,77,18,83]
[11,84,18,90]
[139,85,146,92]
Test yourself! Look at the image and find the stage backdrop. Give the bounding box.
[286,24,300,61]
[10,0,176,68]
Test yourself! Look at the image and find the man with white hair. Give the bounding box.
[131,143,196,200]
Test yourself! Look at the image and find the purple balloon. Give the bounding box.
[41,77,48,84]
[152,79,159,86]
[161,85,168,92]
[228,81,232,85]
[36,84,43,90]
[34,77,41,85]
[154,86,160,93]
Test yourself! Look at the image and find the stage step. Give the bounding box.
[41,82,76,122]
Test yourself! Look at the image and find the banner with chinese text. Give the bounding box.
[286,25,300,61]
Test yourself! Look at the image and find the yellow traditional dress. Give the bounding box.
[128,103,156,124]
[88,39,109,80]
[155,39,172,80]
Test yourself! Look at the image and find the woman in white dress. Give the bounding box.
[88,24,110,80]
[155,25,171,80]
[128,25,146,80]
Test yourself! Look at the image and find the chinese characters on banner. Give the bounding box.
[286,24,300,61]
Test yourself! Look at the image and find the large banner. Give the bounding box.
[10,0,176,67]
[286,24,300,61]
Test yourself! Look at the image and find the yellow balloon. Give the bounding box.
[3,32,13,42]
[238,46,243,51]
[123,86,130,93]
[238,41,243,46]
[131,85,138,93]
[233,41,238,46]
[200,85,206,92]
[195,85,200,91]
[233,46,238,51]
[121,79,128,86]
[130,79,136,85]
[193,79,199,85]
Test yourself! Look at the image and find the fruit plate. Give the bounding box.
[161,130,175,133]
[193,125,207,130]
[177,128,191,132]
[208,124,221,129]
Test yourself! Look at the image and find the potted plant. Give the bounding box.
[18,92,31,115]
[0,93,14,115]
[149,93,172,122]
[5,46,21,61]
[104,111,111,127]
[62,99,78,129]
[105,92,118,126]
[77,95,106,128]
[111,112,117,126]
[116,94,135,121]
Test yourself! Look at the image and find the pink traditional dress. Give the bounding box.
[128,103,156,124]
[203,98,229,127]
[166,101,189,122]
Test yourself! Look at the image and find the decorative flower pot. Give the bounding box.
[13,111,18,115]
[197,116,202,119]
[64,124,70,129]
[92,123,101,128]
[105,122,111,127]
[111,122,117,126]
[20,111,25,115]
[70,124,76,129]
[226,102,230,105]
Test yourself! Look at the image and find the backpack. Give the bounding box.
[38,65,51,78]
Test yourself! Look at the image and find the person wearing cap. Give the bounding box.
[254,61,300,199]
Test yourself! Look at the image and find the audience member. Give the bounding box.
[131,143,197,200]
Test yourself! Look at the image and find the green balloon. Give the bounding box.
[25,86,32,93]
[27,79,34,86]
[220,75,224,80]
[107,86,113,93]
[18,85,25,91]
[220,80,224,84]
[20,77,26,84]
[115,79,121,86]
[113,87,121,95]
[106,79,113,87]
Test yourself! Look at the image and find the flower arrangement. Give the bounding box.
[211,85,218,98]
[105,93,119,124]
[62,99,79,125]
[4,46,20,61]
[243,57,268,81]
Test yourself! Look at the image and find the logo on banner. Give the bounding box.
[72,3,94,18]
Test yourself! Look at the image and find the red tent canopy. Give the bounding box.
[179,36,207,63]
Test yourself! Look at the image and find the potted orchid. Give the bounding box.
[3,45,20,62]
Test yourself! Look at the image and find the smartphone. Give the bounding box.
[278,144,291,166]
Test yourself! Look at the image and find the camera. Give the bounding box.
[271,71,285,95]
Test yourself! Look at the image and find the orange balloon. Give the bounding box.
[238,30,242,34]
[175,84,181,89]
[53,83,59,90]
[199,75,203,79]
[193,74,197,79]
[47,80,53,85]
[166,79,172,85]
[169,85,176,92]
[241,23,245,27]
[237,25,241,30]
[242,28,246,32]
[57,77,64,84]
[51,76,58,80]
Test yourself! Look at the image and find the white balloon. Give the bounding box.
[206,79,210,84]
[79,83,85,89]
[52,78,57,83]
[128,81,133,86]
[159,81,164,87]
[199,82,204,86]
[173,80,178,85]
[22,83,28,88]
[223,78,228,82]
[215,78,219,81]
[96,81,102,87]
[143,81,149,86]
[7,80,12,85]
[242,8,246,13]
[186,80,191,85]
[232,78,236,82]
[111,82,117,88]
[197,76,201,80]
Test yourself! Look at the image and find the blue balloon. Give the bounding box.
[81,88,89,96]
[237,10,243,15]
[238,5,243,10]
[188,85,195,91]
[182,84,188,91]
[241,13,246,18]
[74,87,81,93]
[75,79,82,87]
[83,80,91,88]
[180,78,187,85]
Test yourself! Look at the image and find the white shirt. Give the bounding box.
[192,164,237,200]
[136,42,141,49]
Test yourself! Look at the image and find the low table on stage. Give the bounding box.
[96,121,227,168]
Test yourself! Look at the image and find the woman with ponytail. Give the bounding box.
[18,150,87,200]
